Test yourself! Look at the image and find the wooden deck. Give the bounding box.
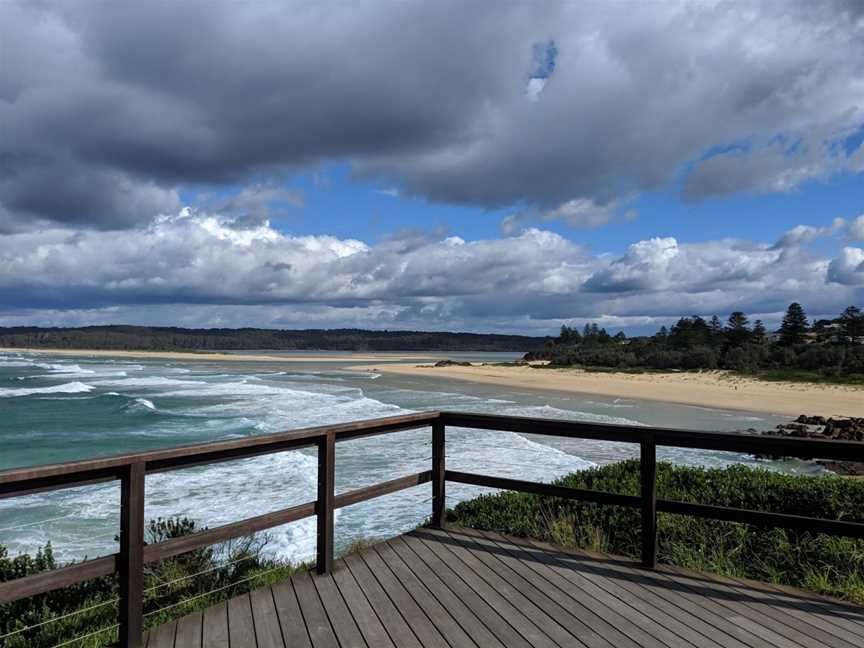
[144,527,864,648]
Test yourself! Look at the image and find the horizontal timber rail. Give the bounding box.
[2,410,864,647]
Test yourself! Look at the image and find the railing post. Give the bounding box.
[640,434,657,569]
[119,462,145,648]
[316,432,335,574]
[432,417,446,528]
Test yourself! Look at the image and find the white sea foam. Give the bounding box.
[0,381,95,398]
[499,403,646,427]
[0,358,612,563]
[91,376,202,388]
[122,397,156,413]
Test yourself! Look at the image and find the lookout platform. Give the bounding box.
[145,527,864,648]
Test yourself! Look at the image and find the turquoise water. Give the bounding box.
[0,350,792,564]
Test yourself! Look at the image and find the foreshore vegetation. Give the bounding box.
[529,303,864,382]
[0,518,301,648]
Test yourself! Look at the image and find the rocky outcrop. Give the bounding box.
[432,359,473,367]
[755,415,864,476]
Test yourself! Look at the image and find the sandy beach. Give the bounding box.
[0,347,434,363]
[352,363,864,417]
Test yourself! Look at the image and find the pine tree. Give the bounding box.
[751,320,767,345]
[779,302,809,346]
[840,305,864,345]
[709,315,723,347]
[725,311,750,347]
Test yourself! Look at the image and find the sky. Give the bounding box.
[1,0,863,336]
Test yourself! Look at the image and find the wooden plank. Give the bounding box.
[547,543,770,648]
[331,562,396,648]
[354,546,451,648]
[0,412,439,494]
[428,528,630,648]
[293,571,340,648]
[724,576,864,642]
[228,594,257,648]
[470,528,687,648]
[173,611,202,648]
[202,600,230,648]
[658,563,837,648]
[525,537,734,648]
[317,433,335,575]
[640,436,657,568]
[334,471,431,509]
[372,541,483,648]
[0,553,116,603]
[445,471,640,508]
[119,462,146,648]
[420,528,610,648]
[388,536,520,648]
[147,620,177,648]
[414,529,596,648]
[342,552,425,648]
[694,570,860,648]
[311,571,367,648]
[144,502,315,564]
[488,531,708,648]
[440,412,864,462]
[0,502,316,604]
[398,533,561,648]
[647,567,807,648]
[431,419,445,527]
[656,499,864,539]
[251,586,286,648]
[271,580,312,648]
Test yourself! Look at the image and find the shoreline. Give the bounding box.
[351,363,864,417]
[0,347,437,363]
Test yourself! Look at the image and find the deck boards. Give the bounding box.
[148,527,863,648]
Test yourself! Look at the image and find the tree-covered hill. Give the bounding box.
[0,325,550,352]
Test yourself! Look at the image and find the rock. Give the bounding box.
[752,415,864,476]
[433,359,473,367]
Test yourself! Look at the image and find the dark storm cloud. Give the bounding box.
[1,1,862,229]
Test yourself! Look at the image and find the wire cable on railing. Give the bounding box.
[0,598,119,642]
[144,552,260,595]
[445,455,571,472]
[142,562,288,619]
[51,623,119,648]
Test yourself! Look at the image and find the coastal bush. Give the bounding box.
[0,517,302,648]
[536,303,864,382]
[447,460,864,604]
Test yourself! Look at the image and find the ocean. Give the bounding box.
[0,350,795,566]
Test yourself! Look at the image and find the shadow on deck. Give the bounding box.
[145,527,864,648]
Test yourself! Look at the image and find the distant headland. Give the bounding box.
[0,325,549,353]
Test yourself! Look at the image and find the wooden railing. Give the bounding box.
[2,410,864,647]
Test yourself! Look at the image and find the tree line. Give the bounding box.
[532,303,864,376]
[0,325,550,352]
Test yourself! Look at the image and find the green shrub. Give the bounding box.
[448,461,864,603]
[0,517,304,648]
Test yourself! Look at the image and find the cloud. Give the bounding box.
[772,217,846,249]
[0,209,859,332]
[849,215,864,242]
[2,1,863,229]
[501,198,637,235]
[827,247,864,286]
